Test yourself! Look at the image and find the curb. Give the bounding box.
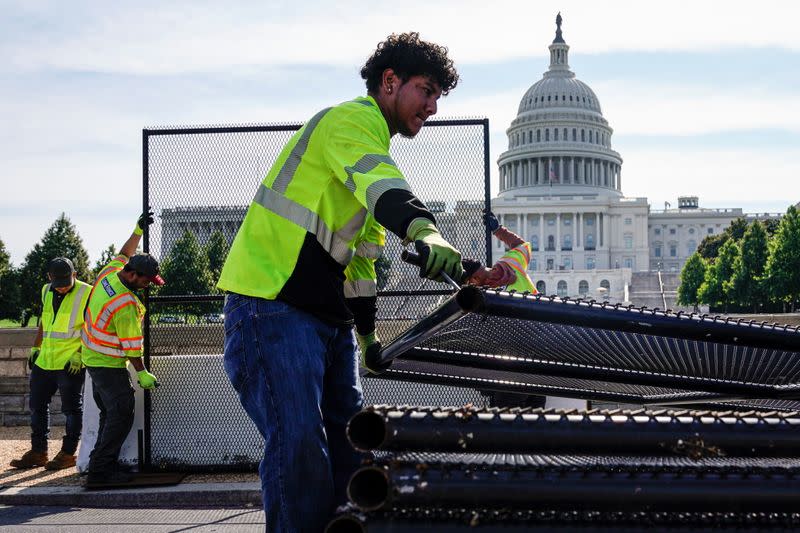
[0,482,262,508]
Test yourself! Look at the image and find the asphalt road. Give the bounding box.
[0,505,265,532]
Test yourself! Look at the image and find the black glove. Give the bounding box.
[137,210,155,231]
[363,341,391,374]
[483,209,500,232]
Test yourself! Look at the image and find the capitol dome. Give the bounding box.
[498,14,622,198]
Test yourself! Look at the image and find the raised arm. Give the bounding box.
[120,211,154,258]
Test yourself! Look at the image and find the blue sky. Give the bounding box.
[2,0,799,265]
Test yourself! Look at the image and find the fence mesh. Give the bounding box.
[143,118,490,468]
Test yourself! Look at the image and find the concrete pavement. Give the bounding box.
[0,505,265,532]
[0,481,262,508]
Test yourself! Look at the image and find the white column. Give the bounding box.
[538,159,544,185]
[539,214,545,253]
[556,213,561,253]
[559,157,564,183]
[575,212,582,250]
[603,212,610,249]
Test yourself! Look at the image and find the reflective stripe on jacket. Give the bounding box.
[80,255,145,368]
[37,280,91,370]
[344,215,386,298]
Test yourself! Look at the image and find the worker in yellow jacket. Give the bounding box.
[217,32,463,530]
[80,211,162,486]
[9,257,91,471]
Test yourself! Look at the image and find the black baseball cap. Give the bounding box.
[127,254,165,286]
[48,257,75,288]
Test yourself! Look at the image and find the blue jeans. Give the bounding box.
[223,293,364,532]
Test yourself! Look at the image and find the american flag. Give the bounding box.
[549,161,558,184]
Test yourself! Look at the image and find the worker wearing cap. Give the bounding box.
[80,211,162,486]
[9,258,91,471]
[217,33,463,530]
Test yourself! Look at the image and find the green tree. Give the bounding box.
[0,238,22,321]
[697,233,728,261]
[92,244,118,282]
[765,205,800,312]
[205,230,229,288]
[19,214,91,324]
[677,253,706,312]
[730,221,769,312]
[696,217,748,261]
[698,238,738,312]
[158,230,215,316]
[761,218,781,238]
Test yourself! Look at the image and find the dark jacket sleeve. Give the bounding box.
[345,296,378,335]
[373,189,436,239]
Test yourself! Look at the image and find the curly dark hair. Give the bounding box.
[361,32,459,95]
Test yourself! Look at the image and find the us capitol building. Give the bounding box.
[485,14,775,305]
[158,15,779,307]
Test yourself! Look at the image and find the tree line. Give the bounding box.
[0,213,231,325]
[677,205,800,313]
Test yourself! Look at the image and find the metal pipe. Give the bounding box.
[349,463,800,512]
[347,406,800,457]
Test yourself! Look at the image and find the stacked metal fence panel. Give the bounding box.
[376,288,800,407]
[142,119,491,468]
[333,405,800,530]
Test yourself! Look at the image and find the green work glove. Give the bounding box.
[28,347,40,370]
[356,331,390,374]
[406,218,464,283]
[134,210,155,236]
[137,369,158,389]
[66,351,83,375]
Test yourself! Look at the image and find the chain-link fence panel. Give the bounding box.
[143,118,490,469]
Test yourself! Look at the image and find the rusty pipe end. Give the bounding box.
[348,466,390,511]
[346,410,387,452]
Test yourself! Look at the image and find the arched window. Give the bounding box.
[585,234,595,249]
[545,129,550,141]
[563,128,568,140]
[600,279,610,290]
[687,240,697,254]
[536,280,546,294]
[563,234,572,249]
[557,280,568,297]
[547,235,555,250]
[581,129,586,142]
[531,235,539,251]
[579,280,589,296]
[554,128,559,141]
[589,130,593,143]
[536,130,541,142]
[572,128,577,141]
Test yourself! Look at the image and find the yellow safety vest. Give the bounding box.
[217,96,409,303]
[498,243,538,293]
[81,256,146,368]
[37,281,91,370]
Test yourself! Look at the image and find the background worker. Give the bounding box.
[80,211,162,486]
[217,32,463,531]
[9,257,91,471]
[464,210,538,293]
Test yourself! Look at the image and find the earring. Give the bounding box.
[387,88,392,94]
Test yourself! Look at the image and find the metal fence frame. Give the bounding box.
[141,118,491,468]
